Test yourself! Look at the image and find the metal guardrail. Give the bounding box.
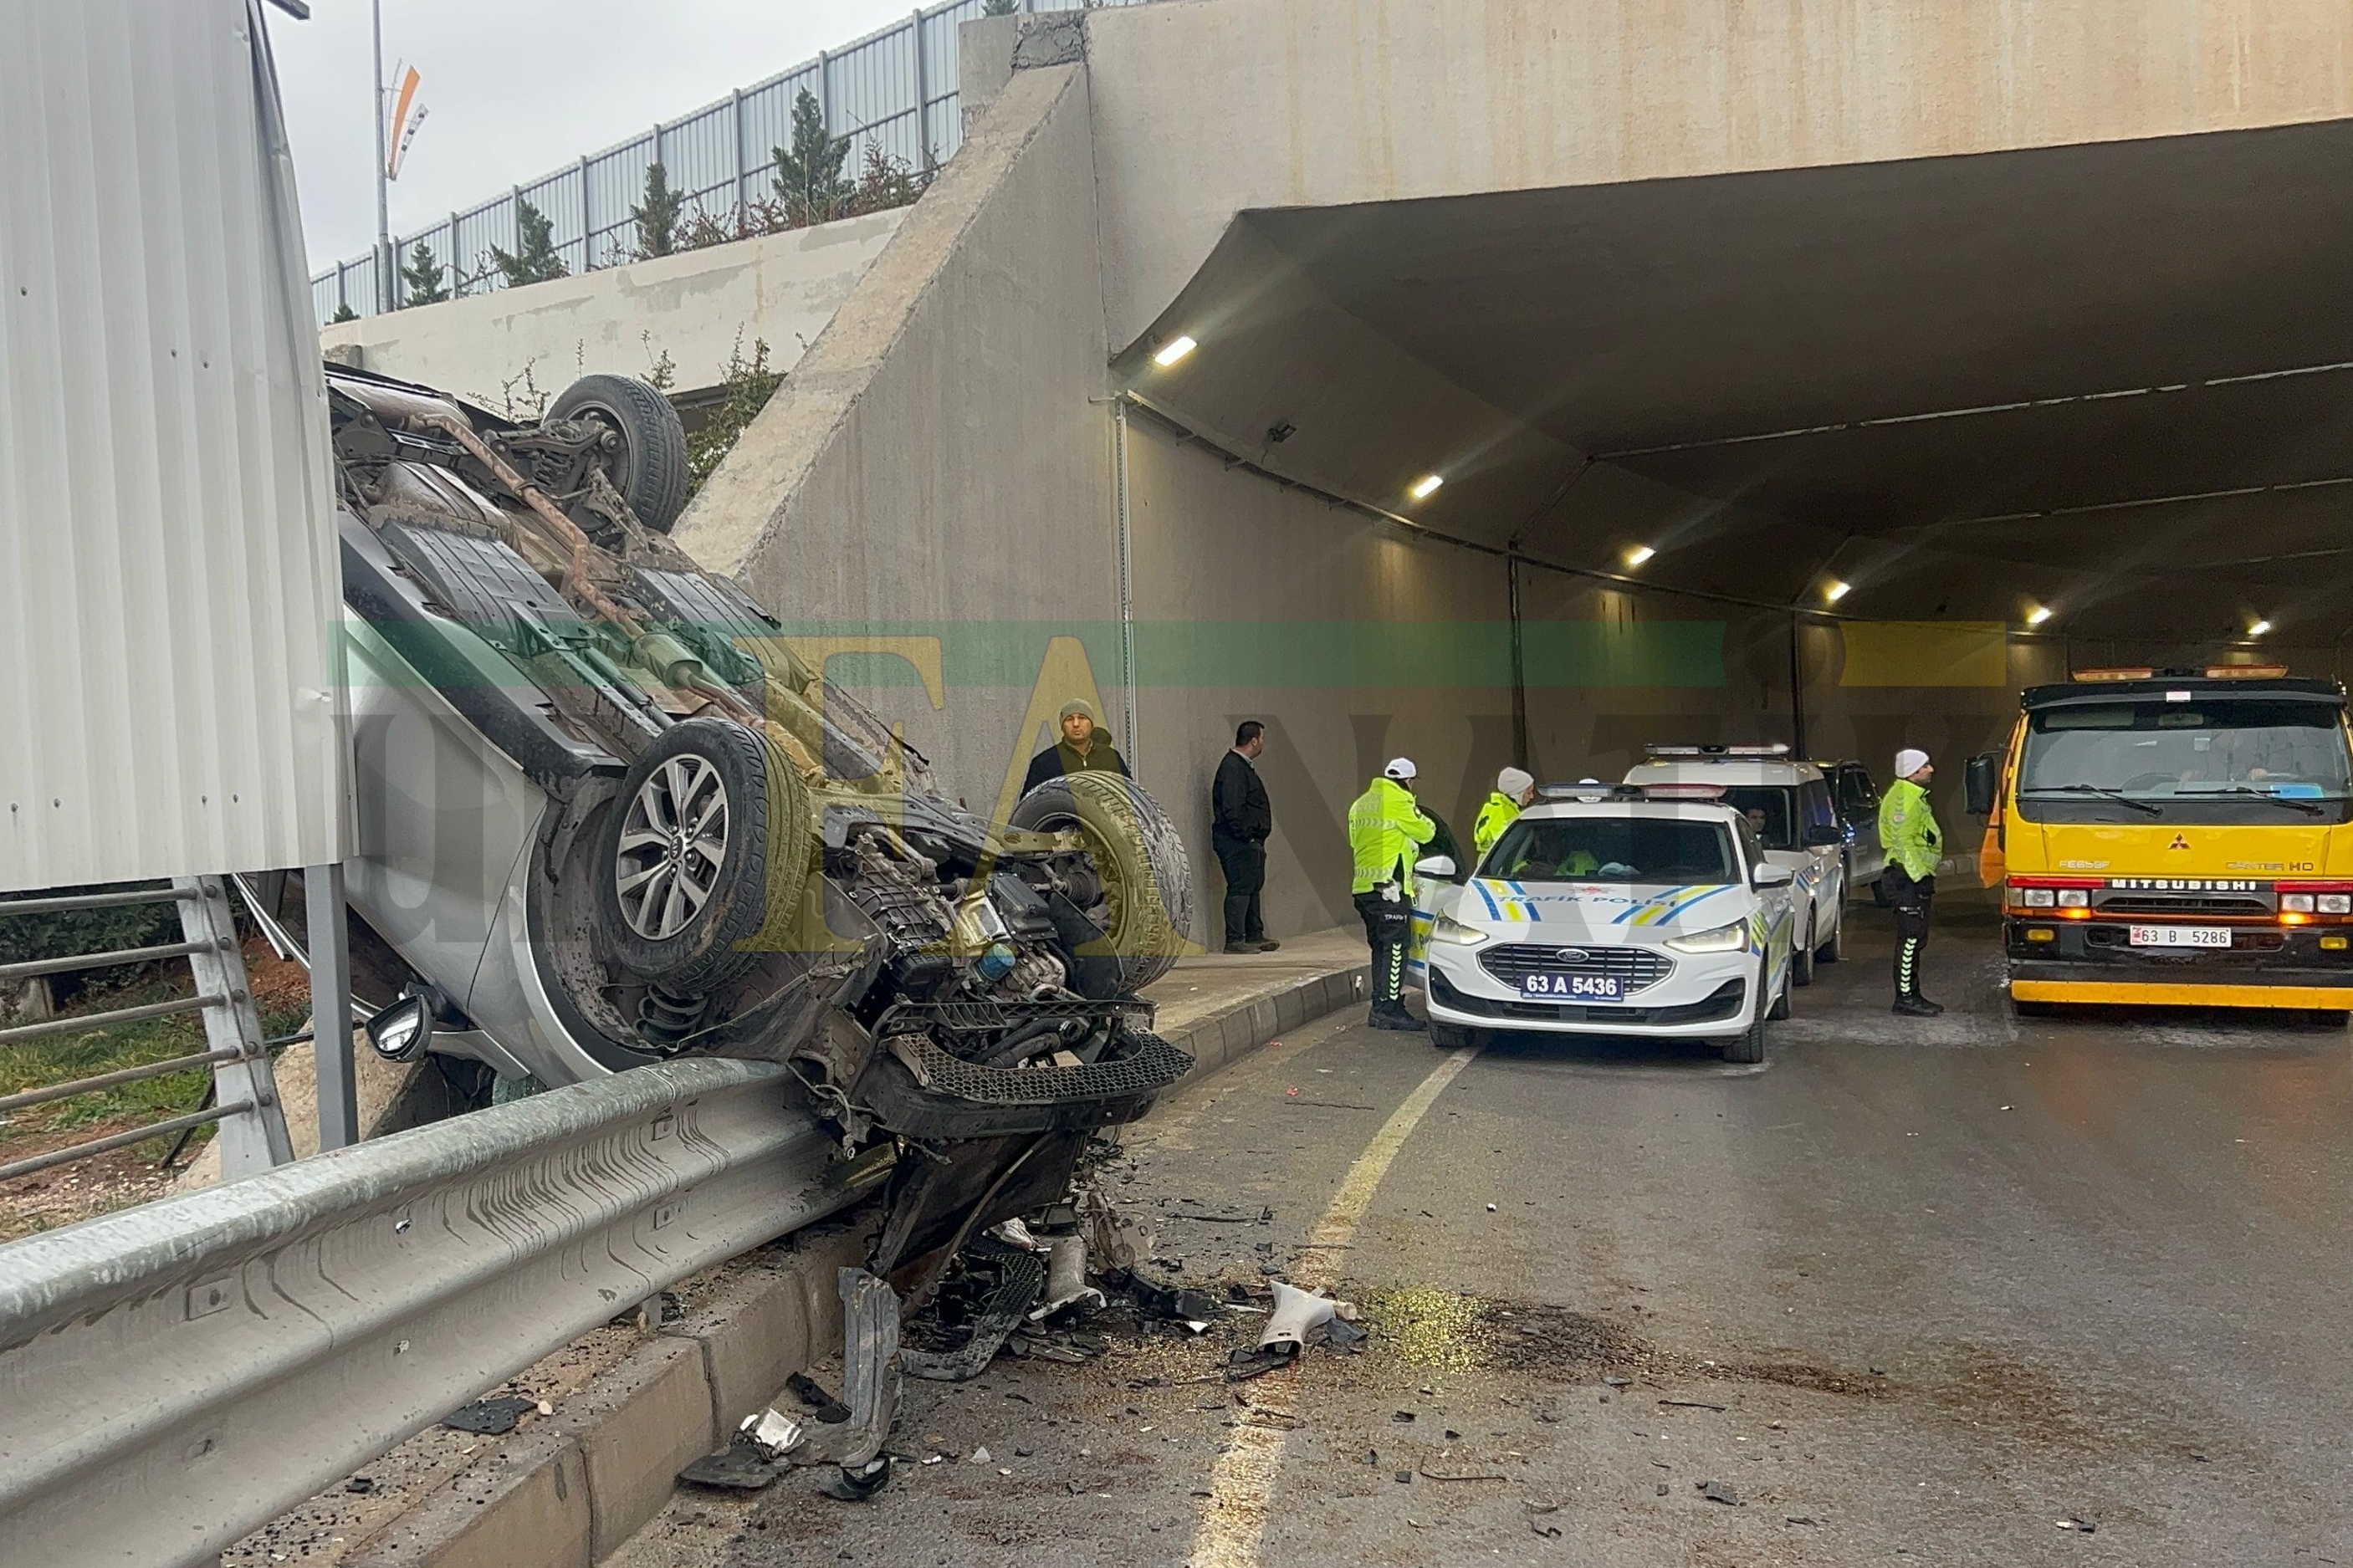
[312,0,1150,322]
[0,1057,889,1568]
[0,878,294,1182]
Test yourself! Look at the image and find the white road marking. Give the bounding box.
[1184,1042,1483,1568]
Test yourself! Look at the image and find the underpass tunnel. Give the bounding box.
[1117,121,2353,927]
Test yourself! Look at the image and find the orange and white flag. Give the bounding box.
[385,63,427,181]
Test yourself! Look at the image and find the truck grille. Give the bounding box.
[2099,894,2271,916]
[1478,944,1671,993]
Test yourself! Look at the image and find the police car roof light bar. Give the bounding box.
[1642,743,1791,758]
[1635,781,1731,800]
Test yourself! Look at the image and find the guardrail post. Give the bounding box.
[306,863,358,1151]
[731,87,748,216]
[578,155,595,271]
[911,10,932,168]
[180,877,295,1176]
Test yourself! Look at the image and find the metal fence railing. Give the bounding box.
[0,880,294,1186]
[314,0,1148,324]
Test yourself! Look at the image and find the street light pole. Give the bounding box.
[371,0,391,313]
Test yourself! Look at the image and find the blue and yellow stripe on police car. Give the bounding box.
[1612,885,1733,927]
[1470,881,1543,922]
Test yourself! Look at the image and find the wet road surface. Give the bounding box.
[616,896,2353,1566]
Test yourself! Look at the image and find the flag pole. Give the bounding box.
[372,0,391,313]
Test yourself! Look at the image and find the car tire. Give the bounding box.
[2310,1009,2351,1029]
[2013,998,2060,1019]
[1767,962,1793,1020]
[1817,907,1844,963]
[595,717,811,992]
[550,373,691,534]
[1790,920,1815,987]
[1430,1021,1475,1050]
[1010,771,1192,994]
[1721,997,1768,1064]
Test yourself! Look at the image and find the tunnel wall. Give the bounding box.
[1083,0,2353,352]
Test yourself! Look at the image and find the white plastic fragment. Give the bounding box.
[739,1407,804,1458]
[1257,1280,1338,1351]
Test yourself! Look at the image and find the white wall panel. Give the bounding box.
[0,0,350,892]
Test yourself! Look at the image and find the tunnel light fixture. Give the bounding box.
[2248,619,2273,637]
[1624,544,1656,568]
[1151,335,1197,368]
[2026,605,2053,626]
[1408,473,1445,501]
[1823,580,1851,603]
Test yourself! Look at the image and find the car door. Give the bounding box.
[1799,775,1844,932]
[1404,832,1469,988]
[1734,813,1793,991]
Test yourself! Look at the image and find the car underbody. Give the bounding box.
[320,360,1195,1288]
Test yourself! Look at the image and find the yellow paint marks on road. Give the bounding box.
[1184,1043,1482,1568]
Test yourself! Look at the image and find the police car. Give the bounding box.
[1408,783,1798,1063]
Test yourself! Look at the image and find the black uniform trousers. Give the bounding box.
[1215,835,1267,946]
[1882,865,1936,999]
[1354,890,1412,1009]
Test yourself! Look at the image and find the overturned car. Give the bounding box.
[317,361,1194,1277]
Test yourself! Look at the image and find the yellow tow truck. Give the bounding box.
[1969,667,2353,1021]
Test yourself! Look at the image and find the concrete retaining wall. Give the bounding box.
[317,212,903,412]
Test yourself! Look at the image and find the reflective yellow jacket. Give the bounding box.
[1348,777,1436,896]
[1472,792,1521,860]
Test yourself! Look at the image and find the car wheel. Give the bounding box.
[1721,997,1768,1064]
[2013,998,2060,1019]
[1767,962,1793,1020]
[550,373,690,533]
[1790,919,1815,987]
[1010,771,1192,994]
[1430,1021,1475,1050]
[2310,1009,2351,1028]
[595,717,811,992]
[1817,908,1844,963]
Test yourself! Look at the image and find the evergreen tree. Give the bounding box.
[632,162,685,258]
[329,302,359,323]
[490,197,569,288]
[401,241,450,307]
[981,0,1018,14]
[771,88,851,227]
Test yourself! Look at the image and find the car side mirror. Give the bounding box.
[1751,864,1795,888]
[1804,823,1844,847]
[1965,752,1999,816]
[365,993,433,1063]
[1414,855,1457,881]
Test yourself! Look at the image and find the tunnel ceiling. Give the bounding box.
[1142,121,2353,645]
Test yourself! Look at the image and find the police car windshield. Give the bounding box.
[1718,786,1798,850]
[1484,817,1737,884]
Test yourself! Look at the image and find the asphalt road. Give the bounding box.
[618,895,2353,1567]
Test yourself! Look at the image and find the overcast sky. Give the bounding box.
[268,1,921,271]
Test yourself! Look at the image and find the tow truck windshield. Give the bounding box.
[1486,817,1738,884]
[2018,697,2353,824]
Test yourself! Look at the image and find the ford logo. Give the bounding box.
[1552,947,1589,964]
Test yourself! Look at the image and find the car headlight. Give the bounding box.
[1665,920,1748,954]
[1430,912,1491,947]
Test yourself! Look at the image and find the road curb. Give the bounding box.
[338,959,1365,1568]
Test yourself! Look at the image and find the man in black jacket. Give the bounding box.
[1022,699,1130,794]
[1211,721,1277,953]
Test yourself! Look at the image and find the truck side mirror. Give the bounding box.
[1964,753,1999,816]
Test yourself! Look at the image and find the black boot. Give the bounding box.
[1891,994,1940,1018]
[1368,1004,1426,1032]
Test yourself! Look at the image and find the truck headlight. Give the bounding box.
[2056,889,2089,908]
[2283,893,2316,912]
[1665,920,1748,954]
[1430,913,1491,947]
[2323,895,2351,915]
[2019,888,2055,908]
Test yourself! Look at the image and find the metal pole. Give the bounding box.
[1508,554,1530,770]
[731,88,749,215]
[578,155,593,268]
[1788,612,1808,758]
[371,0,391,313]
[306,863,358,1151]
[910,10,932,168]
[1113,399,1139,775]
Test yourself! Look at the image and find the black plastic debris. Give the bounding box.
[1700,1479,1741,1506]
[442,1396,535,1436]
[789,1371,853,1424]
[902,1241,1047,1382]
[1224,1345,1294,1382]
[680,1436,791,1491]
[819,1458,892,1501]
[344,1476,376,1495]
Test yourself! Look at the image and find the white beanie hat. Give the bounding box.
[1895,748,1930,779]
[1384,757,1418,781]
[1497,766,1534,797]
